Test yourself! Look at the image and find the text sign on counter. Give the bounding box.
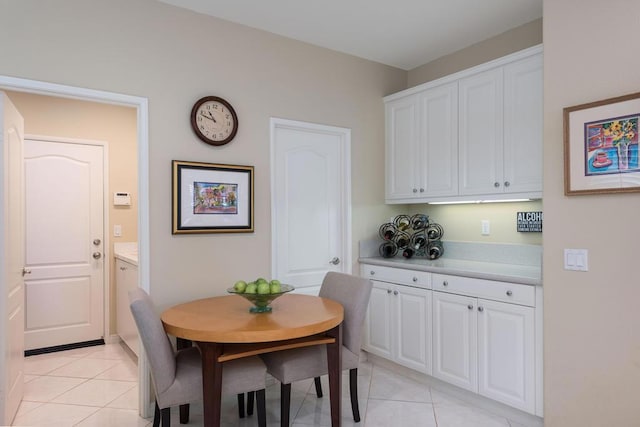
[517,211,543,232]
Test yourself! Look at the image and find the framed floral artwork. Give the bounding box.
[564,92,640,195]
[172,160,254,234]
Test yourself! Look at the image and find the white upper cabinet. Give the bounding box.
[384,45,543,203]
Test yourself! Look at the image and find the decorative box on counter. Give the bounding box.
[378,214,444,260]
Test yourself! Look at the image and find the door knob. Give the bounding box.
[22,267,31,276]
[329,257,340,265]
[92,252,102,259]
[93,239,101,245]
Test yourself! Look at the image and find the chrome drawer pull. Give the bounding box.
[506,290,513,296]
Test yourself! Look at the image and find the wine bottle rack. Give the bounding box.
[378,214,444,260]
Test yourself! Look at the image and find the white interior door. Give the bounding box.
[23,138,105,350]
[271,118,351,289]
[0,92,25,425]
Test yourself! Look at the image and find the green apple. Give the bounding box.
[233,280,247,293]
[256,277,268,285]
[257,282,270,294]
[269,280,281,293]
[245,282,257,294]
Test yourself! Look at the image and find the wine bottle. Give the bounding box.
[402,247,414,259]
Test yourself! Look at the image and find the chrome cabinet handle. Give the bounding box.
[443,281,448,286]
[478,306,484,312]
[387,289,392,294]
[412,277,418,282]
[506,290,513,296]
[393,290,398,296]
[93,239,101,245]
[120,266,127,271]
[93,252,102,259]
[370,270,375,276]
[467,304,473,310]
[504,181,510,187]
[494,182,500,188]
[22,267,31,276]
[413,188,418,193]
[329,257,340,265]
[419,188,424,193]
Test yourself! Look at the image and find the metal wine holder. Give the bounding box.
[378,214,444,260]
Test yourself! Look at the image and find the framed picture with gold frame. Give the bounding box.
[172,160,254,234]
[564,92,640,195]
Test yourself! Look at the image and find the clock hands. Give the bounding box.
[200,111,217,123]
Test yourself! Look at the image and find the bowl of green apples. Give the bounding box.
[227,278,294,313]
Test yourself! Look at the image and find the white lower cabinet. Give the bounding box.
[362,264,541,416]
[362,265,432,374]
[432,274,536,414]
[116,258,139,356]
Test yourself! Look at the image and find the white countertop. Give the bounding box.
[114,242,138,266]
[359,256,541,285]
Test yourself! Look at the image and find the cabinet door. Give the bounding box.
[385,95,419,200]
[395,285,432,374]
[459,68,504,196]
[116,259,139,356]
[477,298,535,413]
[418,82,459,197]
[364,280,393,359]
[503,54,543,194]
[432,291,477,392]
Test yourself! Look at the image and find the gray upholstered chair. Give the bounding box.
[128,288,267,427]
[260,272,372,425]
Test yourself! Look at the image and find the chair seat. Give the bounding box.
[261,345,359,384]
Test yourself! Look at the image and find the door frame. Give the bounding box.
[24,135,109,350]
[269,117,352,281]
[0,76,152,417]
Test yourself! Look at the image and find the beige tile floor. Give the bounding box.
[11,343,542,427]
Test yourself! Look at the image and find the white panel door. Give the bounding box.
[24,138,104,350]
[503,53,543,194]
[478,298,535,413]
[0,92,25,426]
[459,68,504,196]
[432,291,477,392]
[419,82,459,197]
[385,95,419,200]
[395,285,431,374]
[271,119,350,288]
[364,281,393,359]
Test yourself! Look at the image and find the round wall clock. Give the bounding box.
[190,96,238,146]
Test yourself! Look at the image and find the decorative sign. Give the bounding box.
[517,211,543,232]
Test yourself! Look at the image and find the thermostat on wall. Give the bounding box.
[113,192,131,206]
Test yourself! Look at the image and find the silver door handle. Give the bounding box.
[329,257,340,265]
[22,267,31,276]
[93,252,102,259]
[93,239,101,246]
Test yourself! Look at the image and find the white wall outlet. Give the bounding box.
[481,220,490,235]
[564,249,588,271]
[114,224,122,237]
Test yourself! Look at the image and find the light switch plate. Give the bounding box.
[114,224,122,237]
[481,220,490,236]
[564,249,588,271]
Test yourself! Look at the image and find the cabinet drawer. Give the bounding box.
[361,264,431,289]
[432,273,535,307]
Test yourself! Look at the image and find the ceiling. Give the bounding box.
[157,0,542,70]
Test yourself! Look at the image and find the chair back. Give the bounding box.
[129,288,176,396]
[319,272,372,355]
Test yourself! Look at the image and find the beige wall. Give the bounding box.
[543,1,640,425]
[0,0,407,309]
[407,18,543,87]
[5,91,138,333]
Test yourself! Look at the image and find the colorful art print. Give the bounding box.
[172,161,254,234]
[584,114,639,176]
[193,182,238,214]
[564,92,640,195]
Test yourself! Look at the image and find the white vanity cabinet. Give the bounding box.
[384,45,542,203]
[361,264,432,374]
[116,258,139,356]
[432,274,536,414]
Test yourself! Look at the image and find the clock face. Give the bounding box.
[191,97,238,146]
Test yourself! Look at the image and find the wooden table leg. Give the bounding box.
[197,341,223,427]
[326,324,342,427]
[176,338,192,423]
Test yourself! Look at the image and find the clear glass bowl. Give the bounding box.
[227,284,295,313]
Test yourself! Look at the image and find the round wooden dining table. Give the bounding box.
[161,293,344,427]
